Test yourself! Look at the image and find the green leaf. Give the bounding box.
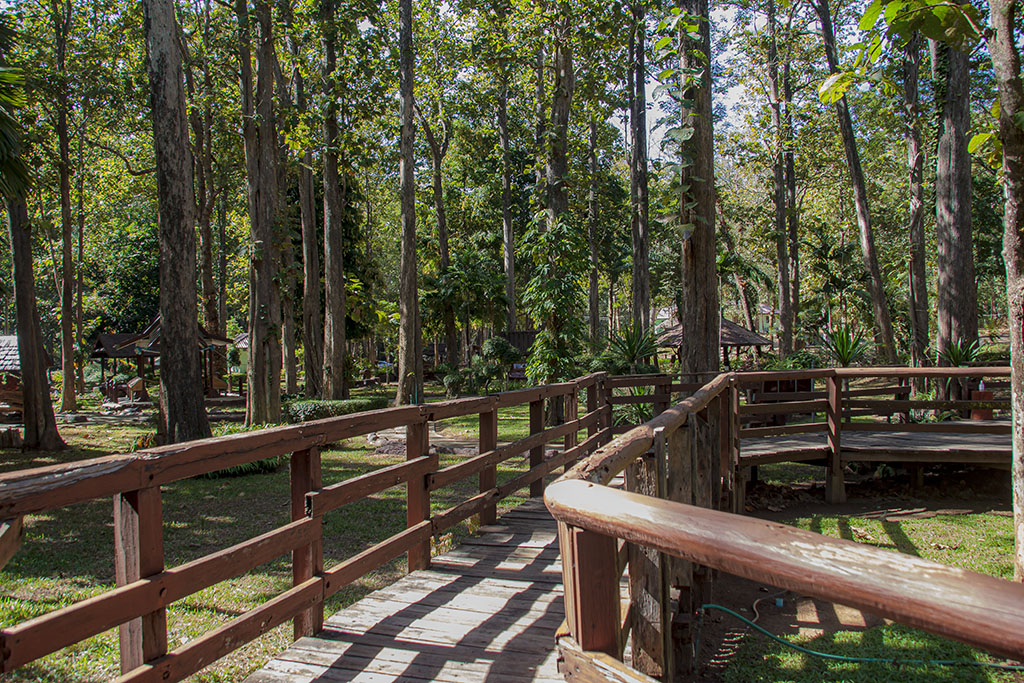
[968,132,992,153]
[654,35,672,51]
[859,0,883,31]
[818,72,855,104]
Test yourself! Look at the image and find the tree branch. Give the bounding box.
[86,139,155,176]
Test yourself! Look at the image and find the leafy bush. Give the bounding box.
[759,348,822,371]
[939,337,980,366]
[820,323,870,367]
[282,396,390,424]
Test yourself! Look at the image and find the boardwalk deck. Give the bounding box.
[246,498,566,682]
[741,425,1011,467]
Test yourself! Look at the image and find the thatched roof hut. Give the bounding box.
[657,317,772,349]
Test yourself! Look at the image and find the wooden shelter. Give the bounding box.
[658,316,773,368]
[90,332,158,390]
[125,316,233,396]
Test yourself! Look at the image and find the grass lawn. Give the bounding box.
[717,463,1021,683]
[0,384,565,682]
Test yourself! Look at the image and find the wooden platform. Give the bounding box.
[245,498,566,682]
[741,424,1011,467]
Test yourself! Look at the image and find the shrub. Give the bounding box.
[281,396,390,424]
[199,422,286,478]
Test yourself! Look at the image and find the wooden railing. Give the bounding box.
[546,365,1021,682]
[0,373,613,681]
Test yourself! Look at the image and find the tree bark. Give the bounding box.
[75,116,85,394]
[629,1,650,331]
[814,0,897,363]
[52,0,76,412]
[933,40,978,362]
[395,0,422,405]
[677,0,719,378]
[143,0,210,442]
[322,0,348,401]
[284,9,322,399]
[587,117,601,348]
[903,34,930,374]
[238,0,282,425]
[419,112,459,366]
[8,199,64,450]
[768,0,792,357]
[987,0,1024,579]
[783,53,800,344]
[499,63,515,335]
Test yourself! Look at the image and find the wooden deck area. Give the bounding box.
[246,498,566,682]
[741,422,1012,467]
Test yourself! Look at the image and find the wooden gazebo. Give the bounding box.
[658,317,773,367]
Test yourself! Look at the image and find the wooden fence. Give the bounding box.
[547,365,1022,682]
[0,373,613,681]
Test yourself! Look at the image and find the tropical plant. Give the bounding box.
[939,337,980,367]
[607,323,660,375]
[820,322,871,367]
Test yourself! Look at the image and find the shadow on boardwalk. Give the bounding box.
[246,498,567,682]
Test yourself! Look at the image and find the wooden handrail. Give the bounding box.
[548,364,1017,682]
[0,372,615,679]
[545,478,1024,661]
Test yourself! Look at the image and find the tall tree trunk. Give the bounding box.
[815,0,897,363]
[903,34,929,374]
[52,0,76,412]
[988,0,1024,579]
[534,46,546,197]
[281,238,298,394]
[784,56,800,344]
[238,0,282,425]
[322,1,348,401]
[499,64,515,335]
[75,117,85,394]
[395,0,422,405]
[630,0,650,331]
[587,117,601,348]
[143,0,211,442]
[285,12,322,399]
[8,199,64,450]
[677,0,719,378]
[419,113,459,366]
[768,0,792,357]
[933,40,978,362]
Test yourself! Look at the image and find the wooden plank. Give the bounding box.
[826,375,844,504]
[625,452,662,676]
[740,447,829,467]
[557,634,659,683]
[0,518,319,672]
[114,486,167,673]
[739,399,828,415]
[842,421,1012,434]
[291,447,324,639]
[422,395,496,420]
[740,422,828,439]
[0,517,22,571]
[323,521,433,598]
[840,447,1011,464]
[479,409,498,525]
[546,478,1024,662]
[306,455,437,517]
[432,490,500,534]
[406,421,431,572]
[846,399,1010,412]
[117,578,323,683]
[746,390,826,402]
[607,375,673,389]
[836,366,1010,379]
[608,394,671,405]
[563,526,620,657]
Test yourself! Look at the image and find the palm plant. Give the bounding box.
[820,322,870,367]
[608,323,660,374]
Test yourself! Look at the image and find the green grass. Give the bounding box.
[721,510,1020,682]
[0,385,570,681]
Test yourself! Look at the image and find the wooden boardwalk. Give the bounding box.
[246,498,566,682]
[742,424,1011,466]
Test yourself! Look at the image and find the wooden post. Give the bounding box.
[529,398,545,497]
[291,447,323,638]
[563,388,578,472]
[407,419,431,570]
[718,386,733,511]
[598,376,612,440]
[586,380,598,439]
[826,374,846,503]
[114,486,167,673]
[654,375,671,416]
[626,448,663,676]
[560,524,620,657]
[479,409,497,525]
